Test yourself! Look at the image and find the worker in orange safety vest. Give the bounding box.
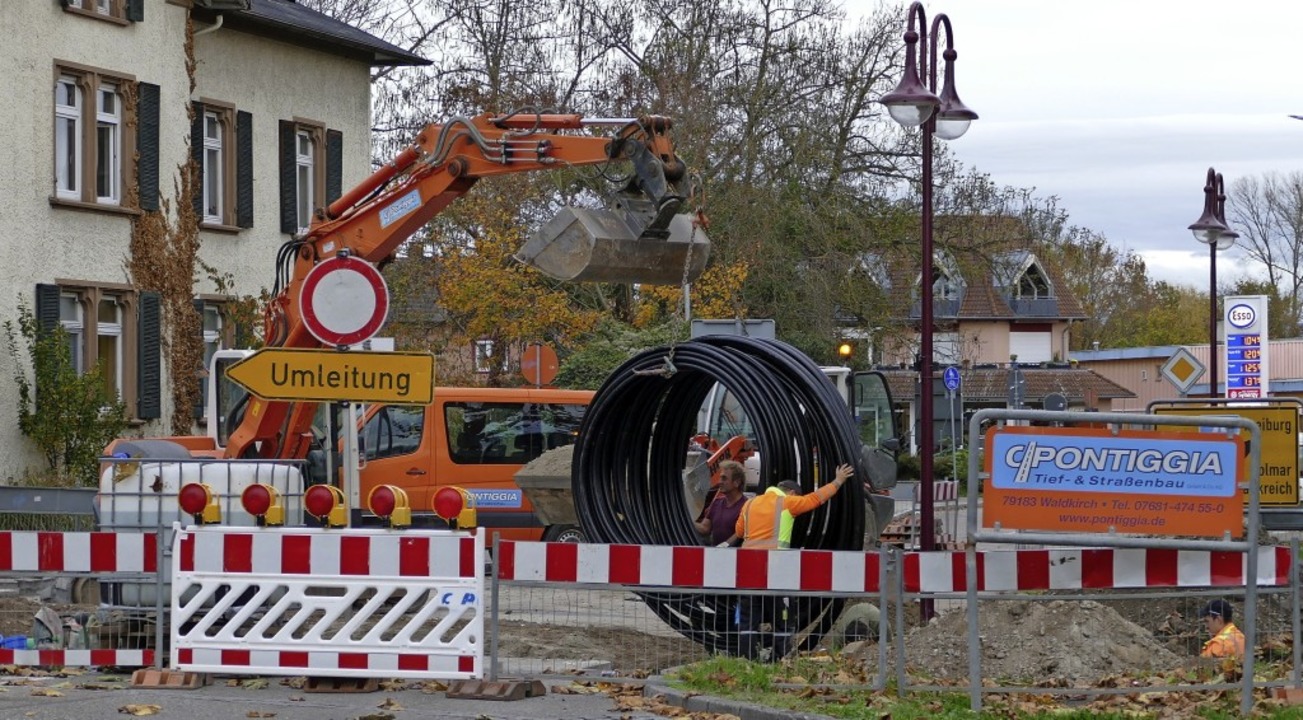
[718,463,853,660]
[1198,599,1245,662]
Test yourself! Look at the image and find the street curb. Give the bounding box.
[644,680,837,720]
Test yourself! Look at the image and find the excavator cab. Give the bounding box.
[514,117,710,285]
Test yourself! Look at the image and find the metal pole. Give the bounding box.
[1241,424,1262,717]
[154,500,166,668]
[893,547,907,695]
[876,545,889,691]
[489,532,502,682]
[1292,537,1300,687]
[1209,243,1218,398]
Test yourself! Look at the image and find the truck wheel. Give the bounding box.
[542,524,586,543]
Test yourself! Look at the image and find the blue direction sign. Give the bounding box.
[943,366,961,392]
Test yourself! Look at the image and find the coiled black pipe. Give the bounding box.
[572,336,867,656]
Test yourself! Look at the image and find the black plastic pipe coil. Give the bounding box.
[571,336,867,656]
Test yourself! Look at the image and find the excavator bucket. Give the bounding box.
[515,207,710,285]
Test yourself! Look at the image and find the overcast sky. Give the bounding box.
[846,0,1303,288]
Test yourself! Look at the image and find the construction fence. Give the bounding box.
[0,528,1295,710]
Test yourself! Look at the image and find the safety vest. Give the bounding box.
[740,487,795,549]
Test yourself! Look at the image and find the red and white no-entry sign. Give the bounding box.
[299,255,390,346]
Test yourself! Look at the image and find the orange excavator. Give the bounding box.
[218,111,710,461]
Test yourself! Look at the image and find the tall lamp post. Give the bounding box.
[1187,168,1238,397]
[880,2,977,556]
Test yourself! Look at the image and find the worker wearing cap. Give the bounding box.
[1199,599,1246,659]
[719,463,853,660]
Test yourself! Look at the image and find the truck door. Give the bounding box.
[358,403,433,513]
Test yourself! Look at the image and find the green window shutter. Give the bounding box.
[236,110,254,228]
[278,120,297,234]
[126,0,143,22]
[137,291,161,420]
[191,102,204,217]
[136,83,160,212]
[193,299,207,420]
[35,284,60,335]
[325,129,343,206]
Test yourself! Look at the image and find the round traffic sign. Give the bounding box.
[520,343,558,386]
[299,255,390,346]
[942,366,961,391]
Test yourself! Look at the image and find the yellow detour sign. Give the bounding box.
[1154,405,1299,506]
[226,349,435,404]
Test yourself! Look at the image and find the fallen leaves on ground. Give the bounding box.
[30,688,63,697]
[118,704,162,716]
[377,697,404,711]
[378,679,408,692]
[417,680,447,694]
[246,712,277,718]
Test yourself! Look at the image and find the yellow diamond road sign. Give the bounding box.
[225,348,435,404]
[1160,347,1205,395]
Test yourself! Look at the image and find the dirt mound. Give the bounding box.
[903,600,1180,685]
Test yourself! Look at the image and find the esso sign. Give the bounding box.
[1227,304,1256,329]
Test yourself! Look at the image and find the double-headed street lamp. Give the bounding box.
[880,2,977,555]
[1187,168,1238,397]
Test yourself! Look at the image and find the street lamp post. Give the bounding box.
[880,2,977,557]
[1187,168,1238,397]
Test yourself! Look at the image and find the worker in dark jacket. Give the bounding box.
[720,463,853,660]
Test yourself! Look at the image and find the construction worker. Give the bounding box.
[1199,599,1246,660]
[694,460,749,546]
[719,463,854,660]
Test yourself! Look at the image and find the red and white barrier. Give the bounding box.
[499,541,1293,595]
[0,532,156,573]
[498,542,884,593]
[903,546,1293,593]
[0,649,153,667]
[172,526,485,681]
[176,529,478,578]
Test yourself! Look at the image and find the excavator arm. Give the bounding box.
[224,112,709,460]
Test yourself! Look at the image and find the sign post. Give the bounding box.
[299,252,393,527]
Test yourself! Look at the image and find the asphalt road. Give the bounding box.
[0,674,655,720]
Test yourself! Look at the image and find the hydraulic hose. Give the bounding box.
[572,336,867,656]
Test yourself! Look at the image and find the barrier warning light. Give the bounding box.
[240,483,284,526]
[178,482,221,525]
[304,484,347,528]
[432,486,477,529]
[367,484,411,528]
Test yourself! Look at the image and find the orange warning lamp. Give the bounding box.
[838,342,853,360]
[178,482,221,525]
[367,484,411,528]
[304,484,348,528]
[432,486,477,529]
[240,483,284,527]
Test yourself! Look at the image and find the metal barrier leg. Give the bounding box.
[893,547,906,695]
[490,533,501,682]
[153,511,165,668]
[1294,538,1301,688]
[875,546,888,691]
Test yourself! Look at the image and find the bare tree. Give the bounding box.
[1228,172,1303,330]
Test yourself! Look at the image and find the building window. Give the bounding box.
[295,130,316,232]
[280,120,340,235]
[1016,264,1052,300]
[932,269,962,301]
[96,84,121,204]
[52,64,134,209]
[202,111,225,223]
[474,340,508,374]
[62,0,141,23]
[45,285,149,416]
[55,78,81,200]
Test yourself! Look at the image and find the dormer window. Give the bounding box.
[933,268,962,301]
[1016,263,1052,300]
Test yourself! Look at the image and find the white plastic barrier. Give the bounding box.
[171,526,484,679]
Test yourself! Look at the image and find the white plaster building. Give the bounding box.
[0,0,426,480]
